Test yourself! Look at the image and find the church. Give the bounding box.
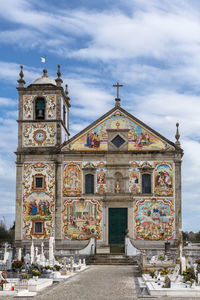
[15,65,183,253]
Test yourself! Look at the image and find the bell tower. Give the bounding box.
[17,65,70,151]
[15,65,70,246]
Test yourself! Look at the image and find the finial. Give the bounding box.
[56,64,63,86]
[57,64,61,78]
[43,69,47,77]
[65,84,70,101]
[175,123,180,147]
[19,65,24,80]
[17,65,25,87]
[113,82,123,107]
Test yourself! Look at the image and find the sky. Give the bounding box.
[0,0,200,231]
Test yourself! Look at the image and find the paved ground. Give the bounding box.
[0,265,197,300]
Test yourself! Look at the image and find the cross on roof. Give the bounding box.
[113,82,123,99]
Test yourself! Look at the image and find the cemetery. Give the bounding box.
[1,234,200,297]
[0,237,88,297]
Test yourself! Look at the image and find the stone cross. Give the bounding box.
[41,242,44,255]
[70,256,74,272]
[113,82,123,107]
[30,241,34,264]
[49,237,54,266]
[113,82,123,99]
[18,248,22,261]
[35,247,38,258]
[62,257,67,275]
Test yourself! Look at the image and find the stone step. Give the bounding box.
[86,254,138,265]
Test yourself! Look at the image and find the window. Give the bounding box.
[35,97,45,120]
[85,174,94,194]
[34,222,43,234]
[142,174,151,194]
[111,135,125,148]
[35,177,43,189]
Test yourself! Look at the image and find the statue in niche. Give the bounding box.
[115,180,120,193]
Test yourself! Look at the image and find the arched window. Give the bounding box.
[142,174,151,194]
[85,174,94,194]
[35,97,45,120]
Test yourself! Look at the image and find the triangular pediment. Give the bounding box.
[62,106,175,152]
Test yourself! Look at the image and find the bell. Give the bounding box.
[37,109,44,118]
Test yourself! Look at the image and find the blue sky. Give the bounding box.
[0,0,200,231]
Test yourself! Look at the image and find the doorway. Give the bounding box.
[109,208,127,247]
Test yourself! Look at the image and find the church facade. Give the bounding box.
[15,65,183,251]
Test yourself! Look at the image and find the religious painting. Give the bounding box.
[85,132,101,148]
[129,170,140,194]
[23,123,56,147]
[62,198,102,240]
[22,162,55,240]
[63,162,82,197]
[96,163,106,193]
[154,162,173,196]
[134,198,174,240]
[63,110,173,152]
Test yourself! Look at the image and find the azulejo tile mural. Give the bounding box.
[63,162,82,197]
[23,95,56,120]
[96,162,106,193]
[62,198,102,240]
[23,123,56,147]
[154,162,173,196]
[23,95,34,119]
[22,162,55,240]
[129,167,140,194]
[65,110,172,151]
[134,198,174,240]
[46,95,56,119]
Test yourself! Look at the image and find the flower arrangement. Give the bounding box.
[21,273,29,280]
[12,260,23,269]
[54,265,61,271]
[0,271,8,289]
[182,267,197,284]
[149,269,156,278]
[195,259,200,264]
[160,268,170,276]
[158,254,166,261]
[32,269,41,277]
[142,268,148,274]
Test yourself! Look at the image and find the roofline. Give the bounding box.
[60,105,182,152]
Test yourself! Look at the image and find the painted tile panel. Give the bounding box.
[23,123,56,147]
[134,198,174,240]
[63,162,82,197]
[22,162,55,240]
[64,110,172,151]
[62,198,102,240]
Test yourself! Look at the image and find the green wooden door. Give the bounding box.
[109,208,127,245]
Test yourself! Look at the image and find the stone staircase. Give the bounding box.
[86,254,138,265]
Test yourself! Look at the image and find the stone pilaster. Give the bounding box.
[174,158,182,240]
[55,162,62,242]
[15,162,23,244]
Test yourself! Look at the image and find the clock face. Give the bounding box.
[34,130,46,143]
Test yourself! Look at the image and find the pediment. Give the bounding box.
[62,107,175,152]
